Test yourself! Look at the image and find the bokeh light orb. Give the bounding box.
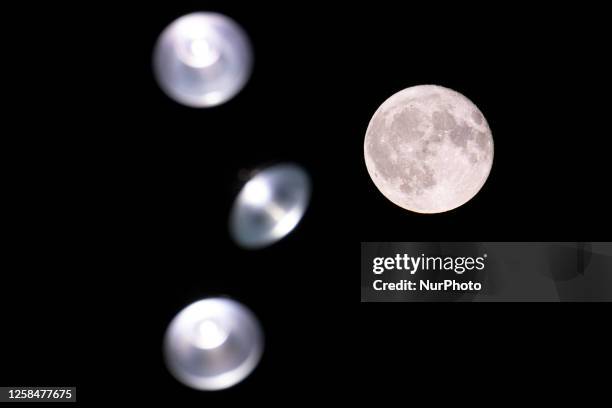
[164,298,264,391]
[230,163,311,249]
[153,12,253,107]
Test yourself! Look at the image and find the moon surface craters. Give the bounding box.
[364,85,493,213]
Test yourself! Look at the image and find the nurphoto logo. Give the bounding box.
[371,253,487,292]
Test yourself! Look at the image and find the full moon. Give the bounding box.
[364,85,494,213]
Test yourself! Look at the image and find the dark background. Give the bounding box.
[2,1,610,404]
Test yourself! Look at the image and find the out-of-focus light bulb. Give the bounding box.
[230,163,311,249]
[164,298,264,391]
[153,12,253,107]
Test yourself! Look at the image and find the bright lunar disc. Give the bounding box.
[364,85,494,213]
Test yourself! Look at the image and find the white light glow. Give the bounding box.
[242,177,272,207]
[153,12,253,108]
[193,319,229,350]
[229,163,311,249]
[188,38,220,68]
[164,298,264,391]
